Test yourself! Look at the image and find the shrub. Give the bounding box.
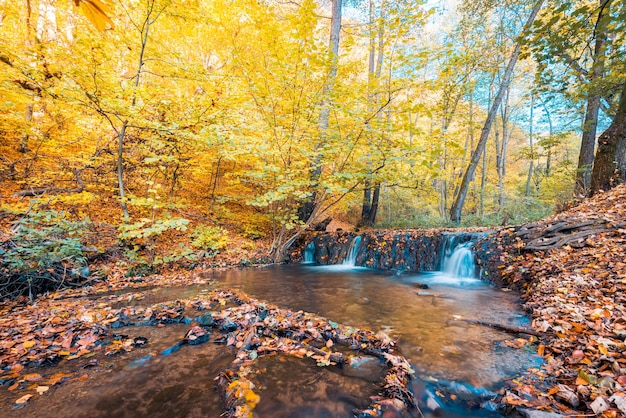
[1,210,91,300]
[192,226,230,253]
[117,216,189,273]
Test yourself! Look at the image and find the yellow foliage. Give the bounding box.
[74,0,114,31]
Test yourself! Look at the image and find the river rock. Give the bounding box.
[343,355,385,382]
[220,319,238,332]
[518,408,565,418]
[198,313,214,326]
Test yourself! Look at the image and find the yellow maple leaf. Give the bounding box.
[75,0,114,31]
[243,389,260,408]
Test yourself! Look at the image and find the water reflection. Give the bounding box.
[212,264,538,388]
[1,264,539,418]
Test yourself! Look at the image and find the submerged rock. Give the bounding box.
[342,355,385,382]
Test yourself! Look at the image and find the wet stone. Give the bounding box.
[342,355,385,382]
[220,319,237,332]
[198,313,214,326]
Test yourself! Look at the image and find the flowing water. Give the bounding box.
[443,241,477,279]
[342,235,362,266]
[1,240,540,417]
[303,242,316,264]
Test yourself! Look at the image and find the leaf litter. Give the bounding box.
[4,186,626,416]
[495,185,626,416]
[1,277,417,417]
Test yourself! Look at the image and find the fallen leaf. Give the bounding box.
[590,396,610,414]
[15,394,33,404]
[23,373,42,382]
[36,385,49,395]
[610,393,626,413]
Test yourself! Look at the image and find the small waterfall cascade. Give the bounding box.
[342,235,362,266]
[441,236,478,278]
[303,242,316,263]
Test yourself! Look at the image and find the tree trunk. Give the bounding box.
[115,1,158,221]
[575,0,609,195]
[117,122,130,220]
[497,86,510,211]
[449,0,544,223]
[525,92,535,197]
[590,80,626,194]
[369,183,380,225]
[542,100,553,177]
[18,104,34,153]
[299,0,342,223]
[359,0,385,227]
[360,180,372,226]
[480,143,486,219]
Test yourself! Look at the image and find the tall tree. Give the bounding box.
[359,0,385,227]
[449,0,545,223]
[298,0,342,224]
[576,0,610,194]
[590,77,626,194]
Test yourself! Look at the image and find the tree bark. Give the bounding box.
[359,0,384,227]
[525,91,535,197]
[299,0,342,223]
[369,183,380,225]
[360,180,372,226]
[449,0,544,223]
[590,79,626,194]
[497,86,510,211]
[575,0,610,195]
[18,104,34,153]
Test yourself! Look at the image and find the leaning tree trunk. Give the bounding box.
[450,0,545,223]
[590,80,626,195]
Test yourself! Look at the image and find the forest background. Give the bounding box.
[1,0,625,284]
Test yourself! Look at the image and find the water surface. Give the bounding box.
[2,264,539,417]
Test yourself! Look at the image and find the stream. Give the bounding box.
[1,240,541,417]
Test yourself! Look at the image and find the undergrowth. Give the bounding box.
[0,210,92,300]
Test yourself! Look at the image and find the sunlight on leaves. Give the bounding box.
[74,0,114,30]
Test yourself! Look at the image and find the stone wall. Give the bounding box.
[290,230,503,282]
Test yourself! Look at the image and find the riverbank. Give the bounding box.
[1,186,625,416]
[497,185,626,416]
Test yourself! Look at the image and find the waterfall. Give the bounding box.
[342,235,362,266]
[442,240,477,278]
[303,242,315,263]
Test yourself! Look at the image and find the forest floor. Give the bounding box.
[496,184,626,417]
[1,186,626,417]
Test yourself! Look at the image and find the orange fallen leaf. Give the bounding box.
[46,372,73,386]
[23,340,36,349]
[78,374,89,382]
[575,376,589,386]
[15,394,33,404]
[36,385,49,394]
[23,373,42,382]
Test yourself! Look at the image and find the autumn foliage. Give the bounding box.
[498,185,626,415]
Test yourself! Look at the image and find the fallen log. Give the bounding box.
[456,318,552,339]
[525,228,612,251]
[13,169,85,197]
